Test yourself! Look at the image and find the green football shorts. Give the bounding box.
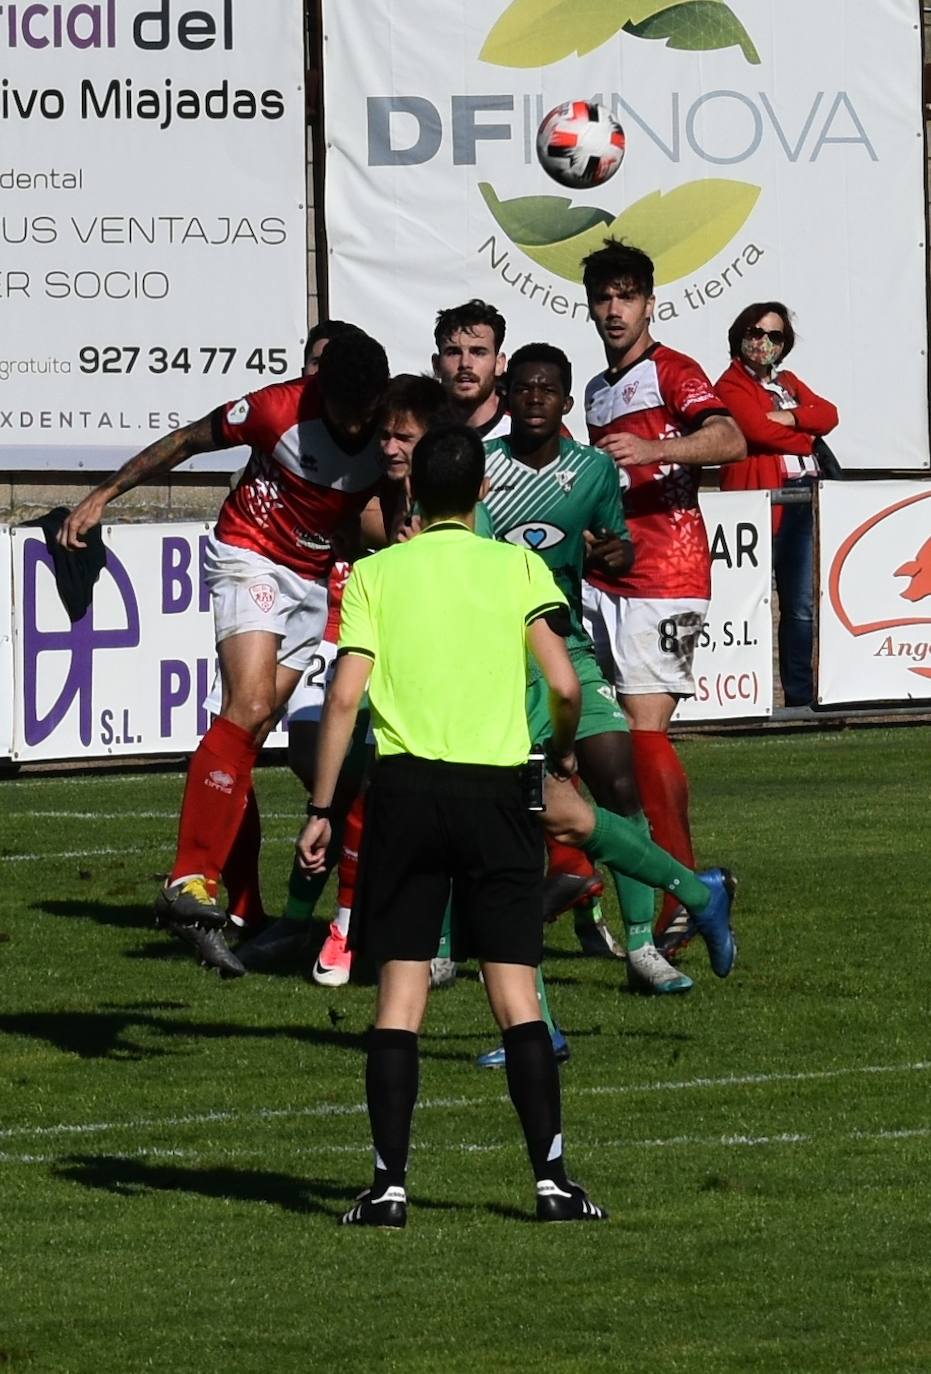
[526,647,628,746]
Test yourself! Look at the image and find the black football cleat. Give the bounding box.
[340,1185,407,1230]
[165,921,246,978]
[536,1179,607,1223]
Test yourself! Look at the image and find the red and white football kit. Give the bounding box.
[207,374,384,670]
[583,341,731,936]
[582,342,728,696]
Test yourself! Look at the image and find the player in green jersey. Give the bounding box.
[483,343,697,999]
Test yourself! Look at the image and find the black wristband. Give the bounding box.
[306,801,333,820]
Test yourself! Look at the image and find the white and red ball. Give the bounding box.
[536,101,626,190]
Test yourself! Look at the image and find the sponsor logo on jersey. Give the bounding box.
[678,377,717,409]
[207,770,235,794]
[227,398,250,425]
[249,582,277,613]
[503,522,565,551]
[295,528,330,550]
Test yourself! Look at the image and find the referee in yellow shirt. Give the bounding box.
[297,424,606,1229]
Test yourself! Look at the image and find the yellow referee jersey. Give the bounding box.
[337,520,566,766]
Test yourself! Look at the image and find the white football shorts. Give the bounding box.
[581,584,709,697]
[204,535,328,672]
[284,638,339,722]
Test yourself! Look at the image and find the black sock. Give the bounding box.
[502,1020,569,1189]
[366,1027,419,1192]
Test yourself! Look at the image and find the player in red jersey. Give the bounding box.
[59,330,390,972]
[580,240,746,951]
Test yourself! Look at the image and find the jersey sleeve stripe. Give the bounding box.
[525,601,565,625]
[336,646,375,660]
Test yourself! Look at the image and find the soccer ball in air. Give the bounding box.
[536,102,626,190]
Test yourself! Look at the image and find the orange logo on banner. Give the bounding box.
[828,490,931,679]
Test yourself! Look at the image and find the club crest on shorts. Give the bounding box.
[249,582,277,613]
[207,770,235,793]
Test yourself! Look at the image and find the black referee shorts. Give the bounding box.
[349,755,545,967]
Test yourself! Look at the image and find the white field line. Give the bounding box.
[10,811,301,821]
[1,1124,928,1170]
[1,1061,927,1147]
[4,837,298,862]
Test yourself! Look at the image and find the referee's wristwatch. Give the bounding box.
[306,801,333,820]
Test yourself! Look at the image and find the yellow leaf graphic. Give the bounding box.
[480,0,702,67]
[483,179,761,285]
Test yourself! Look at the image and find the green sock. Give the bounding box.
[283,811,346,921]
[582,806,709,920]
[535,966,557,1035]
[435,901,452,959]
[283,854,334,921]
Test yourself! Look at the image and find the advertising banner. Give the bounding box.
[323,0,929,471]
[675,489,772,721]
[5,493,771,764]
[8,522,289,762]
[818,480,931,704]
[0,528,13,757]
[1,0,308,473]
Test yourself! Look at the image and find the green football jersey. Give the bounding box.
[482,435,630,654]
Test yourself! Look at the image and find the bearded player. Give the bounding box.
[581,241,746,955]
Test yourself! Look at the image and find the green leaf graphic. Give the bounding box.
[480,0,758,67]
[480,179,761,286]
[480,0,697,67]
[479,184,613,245]
[624,2,760,63]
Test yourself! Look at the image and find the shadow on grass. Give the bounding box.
[0,1005,495,1064]
[55,1155,464,1219]
[55,1155,354,1216]
[31,898,157,932]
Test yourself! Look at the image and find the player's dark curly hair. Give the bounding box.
[433,299,506,353]
[411,423,485,519]
[507,343,572,396]
[581,239,654,299]
[381,374,456,431]
[727,302,795,360]
[317,328,390,413]
[303,318,356,367]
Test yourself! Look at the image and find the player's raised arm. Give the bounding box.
[57,412,226,550]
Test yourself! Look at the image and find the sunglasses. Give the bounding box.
[746,326,785,345]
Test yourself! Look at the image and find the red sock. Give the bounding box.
[222,788,266,927]
[631,729,694,929]
[337,792,366,911]
[171,717,260,886]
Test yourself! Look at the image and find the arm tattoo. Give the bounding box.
[107,413,222,496]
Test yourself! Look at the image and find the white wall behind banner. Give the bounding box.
[323,0,929,471]
[1,0,307,474]
[818,481,931,705]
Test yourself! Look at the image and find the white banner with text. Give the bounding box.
[324,0,929,471]
[1,0,307,473]
[818,480,931,704]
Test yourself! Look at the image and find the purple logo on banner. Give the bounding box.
[23,537,141,746]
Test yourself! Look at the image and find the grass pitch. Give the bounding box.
[1,726,929,1374]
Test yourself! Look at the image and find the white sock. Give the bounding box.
[334,905,351,938]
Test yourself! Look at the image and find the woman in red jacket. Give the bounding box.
[716,303,839,707]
